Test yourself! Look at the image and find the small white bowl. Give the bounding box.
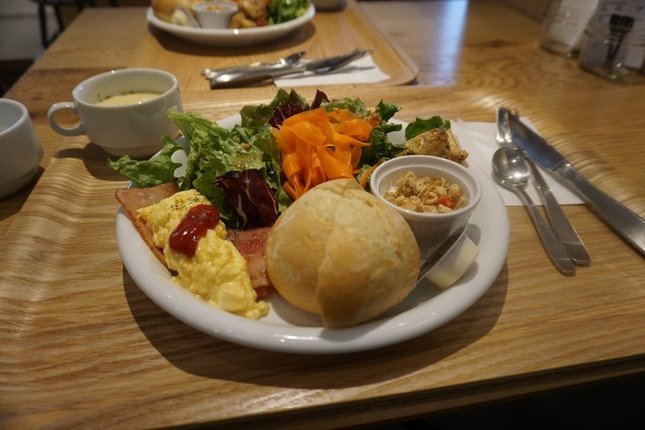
[192,1,238,29]
[0,99,43,198]
[369,155,482,260]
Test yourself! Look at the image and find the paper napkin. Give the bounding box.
[274,54,390,87]
[451,121,584,206]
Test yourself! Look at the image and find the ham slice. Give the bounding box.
[115,183,272,298]
[227,227,272,298]
[116,183,179,267]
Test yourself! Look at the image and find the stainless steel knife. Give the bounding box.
[506,111,645,256]
[498,108,591,265]
[417,225,467,282]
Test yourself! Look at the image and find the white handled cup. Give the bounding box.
[0,98,43,198]
[48,68,182,158]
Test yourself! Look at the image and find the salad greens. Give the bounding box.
[170,110,287,227]
[268,0,310,24]
[359,100,402,164]
[240,89,308,129]
[404,116,451,140]
[107,137,183,188]
[108,88,451,229]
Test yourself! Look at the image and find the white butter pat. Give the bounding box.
[426,234,478,289]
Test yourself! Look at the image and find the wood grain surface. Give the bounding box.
[132,0,418,88]
[2,1,645,429]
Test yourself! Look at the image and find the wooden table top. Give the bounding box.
[1,1,644,429]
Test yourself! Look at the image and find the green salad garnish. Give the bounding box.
[109,89,453,228]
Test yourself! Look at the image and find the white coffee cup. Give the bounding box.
[0,98,43,199]
[48,68,182,158]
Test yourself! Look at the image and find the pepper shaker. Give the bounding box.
[579,0,645,82]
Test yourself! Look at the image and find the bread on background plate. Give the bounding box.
[151,0,200,23]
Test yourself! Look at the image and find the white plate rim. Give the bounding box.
[146,5,316,46]
[116,115,509,354]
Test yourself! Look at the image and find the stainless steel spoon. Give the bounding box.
[496,108,590,265]
[492,147,576,275]
[202,51,306,80]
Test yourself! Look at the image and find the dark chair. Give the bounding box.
[33,0,117,48]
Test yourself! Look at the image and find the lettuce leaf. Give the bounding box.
[169,111,265,190]
[269,0,310,24]
[240,89,309,129]
[376,100,400,122]
[405,116,451,140]
[215,170,278,229]
[108,109,286,228]
[361,122,403,164]
[107,136,182,188]
[167,110,285,227]
[323,97,369,117]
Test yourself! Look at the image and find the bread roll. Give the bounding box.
[266,179,420,328]
[152,0,198,22]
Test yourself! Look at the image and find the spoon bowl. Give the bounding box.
[492,146,531,190]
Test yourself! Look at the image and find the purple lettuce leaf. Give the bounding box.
[214,169,278,229]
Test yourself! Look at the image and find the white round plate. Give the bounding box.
[116,115,509,354]
[146,5,315,46]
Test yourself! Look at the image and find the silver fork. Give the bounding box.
[496,108,591,265]
[208,49,370,89]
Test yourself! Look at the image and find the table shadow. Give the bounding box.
[56,143,159,182]
[0,166,44,222]
[123,263,508,390]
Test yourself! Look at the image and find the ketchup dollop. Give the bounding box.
[169,204,220,257]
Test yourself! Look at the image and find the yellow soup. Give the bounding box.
[95,92,160,107]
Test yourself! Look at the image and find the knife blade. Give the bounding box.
[417,225,467,282]
[498,108,591,265]
[507,111,645,256]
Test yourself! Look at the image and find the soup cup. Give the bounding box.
[48,68,182,158]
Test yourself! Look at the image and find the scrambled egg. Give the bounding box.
[137,189,268,320]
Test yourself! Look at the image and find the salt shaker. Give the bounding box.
[540,0,600,57]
